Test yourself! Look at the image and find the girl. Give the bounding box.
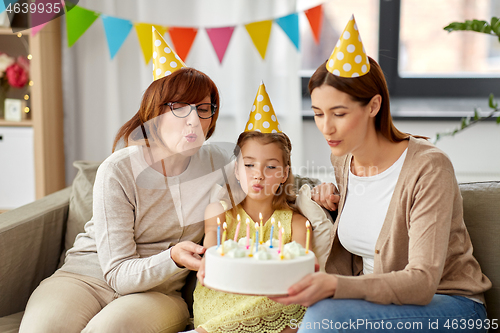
[194,130,311,333]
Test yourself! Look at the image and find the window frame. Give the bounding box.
[379,0,500,98]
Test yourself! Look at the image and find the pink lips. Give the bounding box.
[252,184,263,191]
[327,139,341,147]
[185,133,197,142]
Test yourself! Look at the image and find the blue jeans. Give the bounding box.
[296,295,488,332]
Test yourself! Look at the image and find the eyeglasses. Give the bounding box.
[166,102,217,119]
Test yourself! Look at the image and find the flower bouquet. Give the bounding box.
[0,52,30,118]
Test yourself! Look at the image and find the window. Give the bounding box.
[379,0,500,97]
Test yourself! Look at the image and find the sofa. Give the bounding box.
[0,161,498,332]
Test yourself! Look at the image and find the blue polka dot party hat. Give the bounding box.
[326,15,370,77]
[152,26,186,80]
[244,81,282,133]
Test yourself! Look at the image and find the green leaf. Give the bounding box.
[497,116,500,124]
[444,18,499,36]
[461,117,467,129]
[444,22,467,32]
[489,93,498,109]
[473,108,480,120]
[492,16,500,36]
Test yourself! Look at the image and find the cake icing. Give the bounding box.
[204,240,315,296]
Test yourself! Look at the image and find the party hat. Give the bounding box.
[245,82,281,133]
[152,26,186,80]
[326,15,370,77]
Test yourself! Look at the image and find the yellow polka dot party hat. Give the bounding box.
[326,15,370,77]
[152,26,186,80]
[244,82,282,133]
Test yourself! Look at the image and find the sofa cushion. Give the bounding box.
[459,181,500,322]
[0,311,24,333]
[58,161,101,267]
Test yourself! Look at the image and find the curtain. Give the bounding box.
[62,0,304,184]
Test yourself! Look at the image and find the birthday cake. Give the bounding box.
[204,239,315,296]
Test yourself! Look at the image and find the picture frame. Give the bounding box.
[4,98,26,122]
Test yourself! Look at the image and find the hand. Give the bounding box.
[170,241,206,271]
[269,272,337,307]
[197,256,206,285]
[311,182,340,211]
[314,256,320,272]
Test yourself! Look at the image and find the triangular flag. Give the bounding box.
[305,4,323,44]
[66,5,100,47]
[135,23,167,64]
[275,13,300,50]
[168,27,198,62]
[206,26,235,64]
[245,20,273,60]
[31,22,48,36]
[0,0,19,15]
[102,15,133,59]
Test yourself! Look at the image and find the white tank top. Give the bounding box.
[338,149,407,275]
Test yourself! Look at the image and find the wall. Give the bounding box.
[301,118,500,184]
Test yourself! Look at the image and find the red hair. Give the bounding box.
[112,67,220,152]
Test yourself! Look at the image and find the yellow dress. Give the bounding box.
[193,204,306,333]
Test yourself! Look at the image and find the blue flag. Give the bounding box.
[275,13,300,50]
[1,0,20,15]
[101,14,133,59]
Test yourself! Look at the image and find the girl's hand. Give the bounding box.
[197,256,206,285]
[171,241,206,271]
[311,182,340,211]
[269,272,337,307]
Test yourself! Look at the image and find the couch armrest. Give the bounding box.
[0,187,71,317]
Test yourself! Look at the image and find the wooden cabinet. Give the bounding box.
[0,18,64,210]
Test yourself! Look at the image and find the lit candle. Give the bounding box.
[246,218,250,249]
[259,212,263,244]
[278,221,282,254]
[255,222,259,253]
[305,220,311,254]
[234,214,241,242]
[269,217,275,248]
[217,217,221,249]
[221,222,227,256]
[280,227,285,260]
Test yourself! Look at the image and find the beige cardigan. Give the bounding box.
[325,137,491,305]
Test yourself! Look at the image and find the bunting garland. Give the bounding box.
[65,5,100,47]
[168,27,198,62]
[305,5,323,45]
[206,26,235,64]
[135,23,167,64]
[101,15,133,59]
[53,3,326,63]
[275,13,300,50]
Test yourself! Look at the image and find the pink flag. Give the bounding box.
[206,26,235,64]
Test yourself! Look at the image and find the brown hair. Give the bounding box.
[308,57,428,142]
[233,131,297,215]
[112,67,220,152]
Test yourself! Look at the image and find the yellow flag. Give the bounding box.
[245,20,273,60]
[135,23,167,64]
[245,81,281,133]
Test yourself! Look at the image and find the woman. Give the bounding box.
[20,68,231,333]
[271,58,492,332]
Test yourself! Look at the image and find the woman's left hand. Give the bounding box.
[269,272,337,307]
